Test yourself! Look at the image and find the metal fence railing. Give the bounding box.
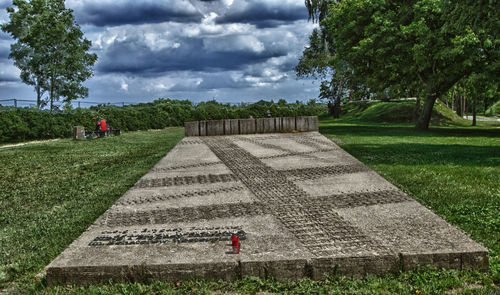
[0,98,132,109]
[0,98,326,110]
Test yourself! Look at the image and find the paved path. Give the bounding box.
[463,115,500,122]
[46,132,488,285]
[0,139,60,149]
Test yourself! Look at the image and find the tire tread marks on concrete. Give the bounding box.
[103,202,269,227]
[203,137,392,257]
[116,185,246,206]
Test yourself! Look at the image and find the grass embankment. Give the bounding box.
[1,116,499,294]
[486,100,500,116]
[340,100,467,125]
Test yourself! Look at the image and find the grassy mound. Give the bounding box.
[340,100,463,125]
[486,100,500,116]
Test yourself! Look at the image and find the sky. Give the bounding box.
[0,0,320,106]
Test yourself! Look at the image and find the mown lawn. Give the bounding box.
[319,119,499,286]
[1,120,499,294]
[0,128,185,293]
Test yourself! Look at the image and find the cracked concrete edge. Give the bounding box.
[46,249,489,286]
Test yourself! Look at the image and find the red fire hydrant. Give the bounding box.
[231,234,240,254]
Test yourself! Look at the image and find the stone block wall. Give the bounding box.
[184,116,319,137]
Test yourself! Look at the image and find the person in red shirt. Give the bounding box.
[99,118,107,132]
[92,116,107,137]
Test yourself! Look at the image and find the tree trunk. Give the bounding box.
[36,84,41,110]
[460,88,463,116]
[332,98,341,118]
[460,90,464,117]
[451,89,454,111]
[50,76,55,112]
[413,97,421,122]
[462,88,466,117]
[416,95,437,130]
[472,95,477,126]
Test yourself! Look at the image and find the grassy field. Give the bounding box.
[1,118,499,294]
[0,128,185,293]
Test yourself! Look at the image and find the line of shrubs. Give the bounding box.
[0,98,326,143]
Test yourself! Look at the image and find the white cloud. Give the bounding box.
[0,0,320,104]
[120,80,128,91]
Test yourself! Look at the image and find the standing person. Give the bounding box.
[99,117,107,133]
[93,116,107,137]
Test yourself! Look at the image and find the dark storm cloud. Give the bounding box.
[0,0,319,103]
[0,31,10,40]
[0,0,9,8]
[70,0,203,27]
[196,73,249,90]
[0,41,10,58]
[0,74,18,82]
[97,35,287,74]
[216,0,307,28]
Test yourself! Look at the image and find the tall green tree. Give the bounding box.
[448,0,500,125]
[2,0,97,110]
[299,0,498,129]
[297,1,353,117]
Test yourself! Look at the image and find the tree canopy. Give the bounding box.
[297,0,499,129]
[2,0,97,110]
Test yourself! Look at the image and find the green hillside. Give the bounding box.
[486,100,500,116]
[338,100,464,125]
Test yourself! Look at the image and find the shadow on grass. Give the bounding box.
[339,142,500,167]
[319,122,500,167]
[320,123,500,138]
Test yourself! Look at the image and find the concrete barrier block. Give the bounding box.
[311,257,363,279]
[239,119,256,134]
[256,118,265,133]
[275,117,282,132]
[267,259,308,280]
[223,119,231,135]
[263,118,275,133]
[282,117,296,132]
[306,116,319,131]
[207,120,224,136]
[312,256,398,279]
[241,260,308,281]
[296,117,308,132]
[401,252,470,272]
[362,255,400,275]
[462,251,489,271]
[229,119,239,135]
[185,116,316,136]
[184,121,199,137]
[401,253,431,271]
[199,121,207,136]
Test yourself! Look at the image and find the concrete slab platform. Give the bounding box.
[46,132,488,286]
